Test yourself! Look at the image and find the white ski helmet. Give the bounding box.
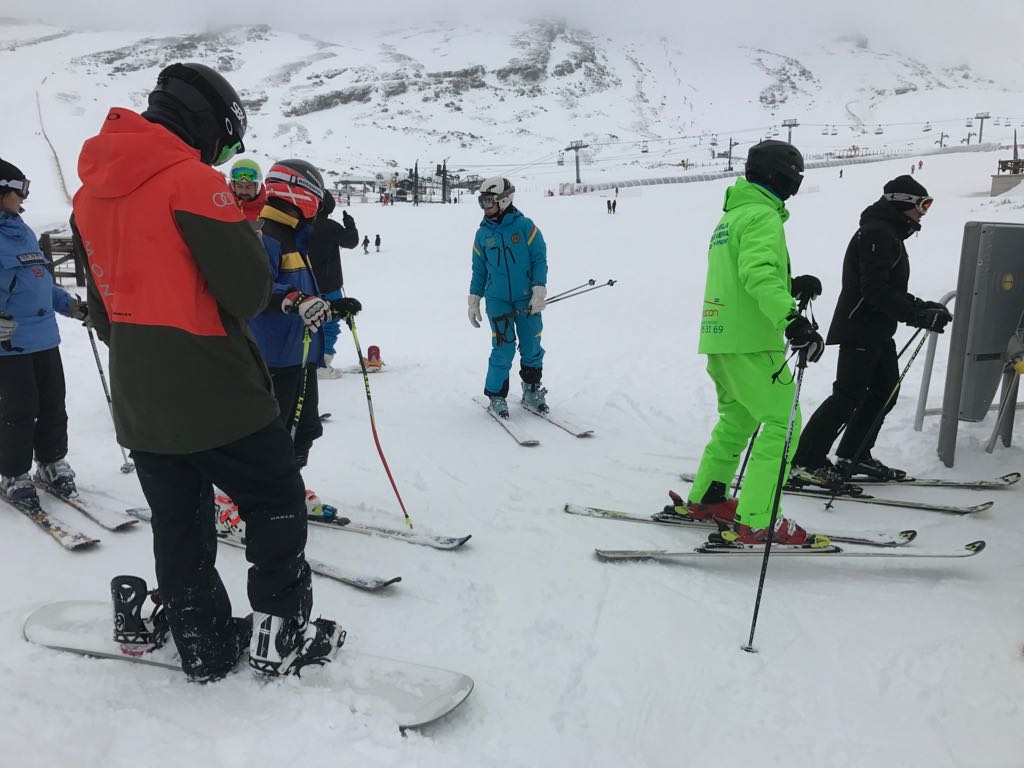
[478,176,515,212]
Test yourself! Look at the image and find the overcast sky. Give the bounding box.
[5,1,1020,69]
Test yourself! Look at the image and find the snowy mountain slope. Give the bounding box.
[4,17,1024,199]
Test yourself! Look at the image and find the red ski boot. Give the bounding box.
[656,483,737,524]
[720,516,830,547]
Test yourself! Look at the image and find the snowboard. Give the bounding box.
[24,600,474,730]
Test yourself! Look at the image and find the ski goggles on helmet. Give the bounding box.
[477,192,499,209]
[230,166,259,182]
[884,192,933,214]
[0,178,30,198]
[214,140,244,167]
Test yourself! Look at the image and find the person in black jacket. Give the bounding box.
[308,193,359,378]
[791,175,952,485]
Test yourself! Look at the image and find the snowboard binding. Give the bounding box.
[110,575,169,655]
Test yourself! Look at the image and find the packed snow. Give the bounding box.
[1,19,1023,768]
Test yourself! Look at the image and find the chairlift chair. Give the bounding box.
[831,125,838,135]
[874,125,884,135]
[709,135,718,146]
[820,126,828,135]
[641,140,649,154]
[922,122,932,132]
[557,151,564,166]
[966,117,973,128]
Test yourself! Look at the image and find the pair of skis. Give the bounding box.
[678,472,1010,515]
[565,501,986,560]
[2,478,140,551]
[474,396,593,445]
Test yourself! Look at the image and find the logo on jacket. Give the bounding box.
[511,233,521,244]
[17,251,45,265]
[485,237,495,248]
[211,191,235,208]
[31,267,44,278]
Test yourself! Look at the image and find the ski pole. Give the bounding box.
[545,279,617,306]
[341,305,414,529]
[824,329,930,510]
[86,326,134,473]
[547,279,596,302]
[742,344,809,653]
[289,328,312,441]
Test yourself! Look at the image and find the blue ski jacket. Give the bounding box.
[0,212,74,356]
[470,208,547,310]
[248,205,325,368]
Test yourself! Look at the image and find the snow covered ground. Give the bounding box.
[1,143,1022,766]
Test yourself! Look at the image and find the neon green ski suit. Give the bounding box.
[690,178,800,528]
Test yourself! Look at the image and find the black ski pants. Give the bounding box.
[794,340,899,468]
[131,418,312,681]
[0,347,68,477]
[270,363,322,468]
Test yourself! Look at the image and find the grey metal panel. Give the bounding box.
[959,223,1024,420]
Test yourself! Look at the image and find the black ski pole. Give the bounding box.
[87,326,134,473]
[547,279,596,302]
[545,279,617,306]
[824,329,930,510]
[742,345,809,653]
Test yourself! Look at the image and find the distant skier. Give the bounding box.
[375,234,381,252]
[791,175,950,485]
[467,176,549,417]
[680,140,827,546]
[0,158,87,504]
[910,164,916,175]
[839,169,844,179]
[918,160,923,170]
[606,200,611,214]
[72,63,345,681]
[362,235,370,254]
[612,199,617,214]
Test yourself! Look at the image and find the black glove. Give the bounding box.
[909,306,952,333]
[785,314,825,363]
[920,300,949,312]
[342,211,356,229]
[329,297,362,317]
[67,296,89,323]
[791,275,822,303]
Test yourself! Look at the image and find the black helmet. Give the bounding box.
[148,62,247,166]
[745,140,804,200]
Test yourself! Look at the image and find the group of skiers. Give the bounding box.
[679,140,951,546]
[0,58,954,680]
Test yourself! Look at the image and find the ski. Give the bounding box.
[521,404,594,437]
[310,507,472,551]
[216,532,402,592]
[564,503,916,547]
[34,478,139,532]
[838,472,1020,489]
[473,396,539,446]
[595,540,986,561]
[1,494,99,550]
[678,473,992,515]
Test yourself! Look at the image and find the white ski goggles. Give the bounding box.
[0,178,30,198]
[884,192,933,214]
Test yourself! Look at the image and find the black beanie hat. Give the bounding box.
[883,175,929,210]
[0,158,26,187]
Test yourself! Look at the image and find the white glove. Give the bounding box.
[282,291,331,333]
[468,294,482,328]
[0,313,16,343]
[529,285,547,315]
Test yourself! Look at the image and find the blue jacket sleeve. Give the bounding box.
[260,235,294,314]
[52,285,73,316]
[469,232,486,296]
[0,266,14,313]
[524,219,547,286]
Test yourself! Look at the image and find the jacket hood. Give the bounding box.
[723,178,789,222]
[78,108,200,199]
[860,197,920,240]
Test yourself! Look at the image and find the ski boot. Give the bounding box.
[655,483,736,524]
[789,460,846,490]
[249,611,346,677]
[836,455,906,481]
[317,354,343,380]
[364,345,384,371]
[717,517,831,548]
[0,473,38,504]
[35,459,77,497]
[215,494,246,541]
[111,575,170,655]
[521,382,549,414]
[305,489,340,520]
[488,395,510,419]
